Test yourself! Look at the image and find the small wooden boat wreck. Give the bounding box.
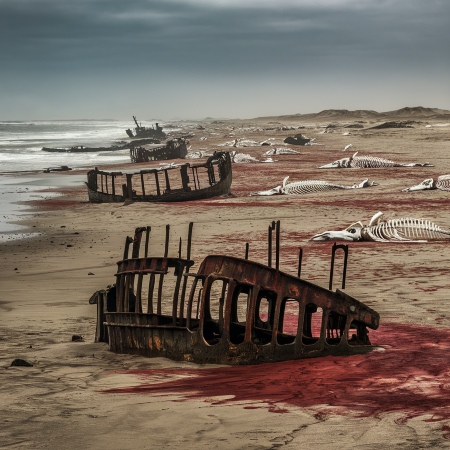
[126,115,166,139]
[86,151,232,203]
[130,138,188,163]
[90,222,380,365]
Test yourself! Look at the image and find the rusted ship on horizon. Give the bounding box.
[90,222,380,365]
[126,115,166,140]
[85,151,232,203]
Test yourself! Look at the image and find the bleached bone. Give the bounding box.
[263,147,301,155]
[250,177,378,196]
[319,152,433,169]
[310,211,450,242]
[230,150,259,163]
[402,175,450,192]
[186,150,214,159]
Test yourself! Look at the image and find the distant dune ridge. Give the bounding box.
[257,106,450,121]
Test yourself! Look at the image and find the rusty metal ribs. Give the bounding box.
[90,222,380,365]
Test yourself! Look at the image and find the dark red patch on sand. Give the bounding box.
[103,323,450,424]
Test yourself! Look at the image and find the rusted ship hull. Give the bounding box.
[129,139,188,163]
[105,256,379,364]
[126,116,166,140]
[86,151,232,203]
[91,224,380,365]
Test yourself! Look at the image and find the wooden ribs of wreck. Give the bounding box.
[85,151,232,203]
[91,224,380,365]
[129,138,188,163]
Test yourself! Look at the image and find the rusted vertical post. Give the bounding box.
[245,243,249,260]
[111,175,116,196]
[178,237,182,258]
[268,221,276,267]
[123,236,133,260]
[275,220,280,270]
[186,222,193,261]
[164,169,171,191]
[297,247,303,278]
[164,225,170,257]
[126,173,133,199]
[268,225,272,267]
[148,274,155,314]
[154,171,161,196]
[329,243,349,290]
[140,172,146,196]
[144,226,151,257]
[179,222,194,321]
[135,273,143,313]
[132,227,146,259]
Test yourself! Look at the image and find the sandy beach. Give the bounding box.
[2,110,450,449]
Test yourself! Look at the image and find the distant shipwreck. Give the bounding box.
[86,151,232,203]
[130,138,188,163]
[90,221,380,365]
[126,115,167,140]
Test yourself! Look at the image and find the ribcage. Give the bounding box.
[350,156,399,168]
[437,175,450,191]
[283,180,347,194]
[362,218,450,242]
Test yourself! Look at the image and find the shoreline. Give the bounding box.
[2,117,450,448]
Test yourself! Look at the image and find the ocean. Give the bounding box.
[0,119,168,240]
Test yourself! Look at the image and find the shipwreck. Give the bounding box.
[90,221,380,365]
[126,116,166,140]
[130,138,188,163]
[85,151,232,203]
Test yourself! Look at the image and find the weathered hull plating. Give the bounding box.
[90,223,380,365]
[86,151,232,203]
[98,252,379,365]
[129,139,188,163]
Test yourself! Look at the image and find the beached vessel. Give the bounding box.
[130,138,188,163]
[85,151,232,203]
[42,144,129,153]
[126,116,166,140]
[90,222,380,365]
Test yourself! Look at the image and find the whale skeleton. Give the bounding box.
[319,152,433,169]
[310,211,450,242]
[250,176,378,196]
[402,175,450,192]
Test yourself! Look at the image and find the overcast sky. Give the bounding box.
[1,0,449,120]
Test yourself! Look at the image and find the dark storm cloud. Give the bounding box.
[2,0,449,74]
[0,0,449,118]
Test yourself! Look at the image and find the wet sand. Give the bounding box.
[1,112,450,449]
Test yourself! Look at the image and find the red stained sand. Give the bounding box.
[103,323,450,426]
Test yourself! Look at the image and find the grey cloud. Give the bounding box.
[0,0,449,119]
